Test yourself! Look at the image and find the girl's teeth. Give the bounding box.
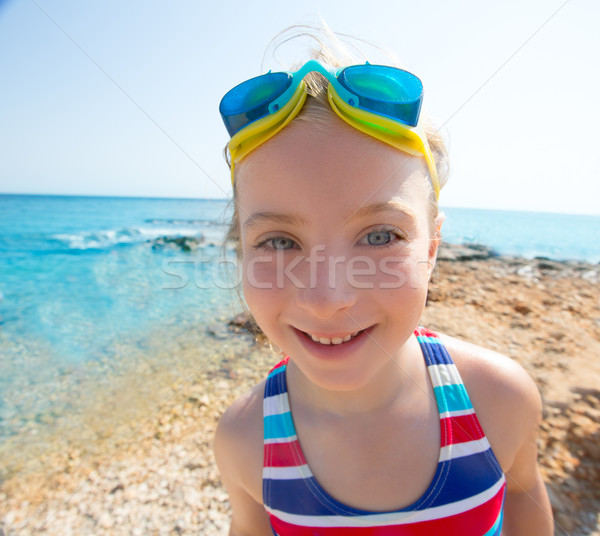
[308,331,360,345]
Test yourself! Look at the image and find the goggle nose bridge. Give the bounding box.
[268,59,356,115]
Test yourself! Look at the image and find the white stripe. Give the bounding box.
[265,474,506,527]
[264,435,297,445]
[263,393,290,417]
[263,464,312,480]
[427,363,463,388]
[439,437,492,462]
[439,408,475,419]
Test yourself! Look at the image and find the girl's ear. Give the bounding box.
[428,213,445,275]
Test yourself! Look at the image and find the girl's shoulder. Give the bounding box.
[437,332,543,471]
[437,332,541,405]
[214,379,266,503]
[216,378,266,433]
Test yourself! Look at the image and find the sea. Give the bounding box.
[0,194,599,482]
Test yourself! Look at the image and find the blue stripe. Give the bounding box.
[264,411,295,440]
[423,450,504,508]
[433,383,473,413]
[417,336,454,366]
[265,476,354,515]
[267,364,286,379]
[264,450,503,515]
[264,370,287,398]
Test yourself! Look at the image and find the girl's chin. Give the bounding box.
[286,356,389,393]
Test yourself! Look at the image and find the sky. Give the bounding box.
[0,0,599,215]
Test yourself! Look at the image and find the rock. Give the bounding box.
[426,287,442,303]
[150,235,205,252]
[110,482,124,494]
[228,312,262,337]
[516,264,541,280]
[97,511,114,528]
[183,486,204,509]
[513,301,533,315]
[555,511,577,533]
[546,482,569,511]
[437,243,496,262]
[536,259,561,270]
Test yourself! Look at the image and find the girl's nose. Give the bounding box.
[295,248,358,319]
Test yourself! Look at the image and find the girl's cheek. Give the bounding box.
[377,257,411,290]
[242,255,278,291]
[375,252,431,292]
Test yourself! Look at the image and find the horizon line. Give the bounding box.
[0,191,598,218]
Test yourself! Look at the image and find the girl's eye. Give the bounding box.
[366,231,393,246]
[259,237,297,250]
[358,228,404,247]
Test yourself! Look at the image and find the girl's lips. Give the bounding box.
[301,329,363,345]
[292,326,374,358]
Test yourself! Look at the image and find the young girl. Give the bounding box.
[214,32,553,536]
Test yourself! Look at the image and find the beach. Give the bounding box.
[1,244,599,536]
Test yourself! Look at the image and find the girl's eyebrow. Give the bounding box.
[346,199,418,223]
[243,201,416,231]
[243,212,306,231]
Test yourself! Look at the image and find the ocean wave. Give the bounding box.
[144,218,226,227]
[52,226,209,250]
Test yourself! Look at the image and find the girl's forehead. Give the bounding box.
[236,117,431,217]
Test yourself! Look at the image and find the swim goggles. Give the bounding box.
[219,59,440,199]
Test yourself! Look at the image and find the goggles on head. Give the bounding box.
[219,59,440,199]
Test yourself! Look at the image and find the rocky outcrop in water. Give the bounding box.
[150,235,205,252]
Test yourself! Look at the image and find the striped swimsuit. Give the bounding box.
[263,327,506,535]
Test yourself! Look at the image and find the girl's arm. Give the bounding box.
[501,384,554,535]
[214,385,274,536]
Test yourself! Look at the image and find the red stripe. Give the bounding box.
[269,357,290,374]
[269,483,505,535]
[265,439,307,467]
[414,326,438,339]
[440,414,485,448]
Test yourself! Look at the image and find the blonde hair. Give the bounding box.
[223,24,450,259]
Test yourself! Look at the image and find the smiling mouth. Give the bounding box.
[300,329,365,346]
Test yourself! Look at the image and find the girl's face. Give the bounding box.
[237,115,439,392]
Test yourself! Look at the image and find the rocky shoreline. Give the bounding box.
[1,244,599,535]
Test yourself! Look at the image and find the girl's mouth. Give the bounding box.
[300,329,365,346]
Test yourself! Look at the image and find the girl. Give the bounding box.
[214,32,553,536]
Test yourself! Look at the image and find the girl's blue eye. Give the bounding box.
[268,237,296,250]
[366,230,393,246]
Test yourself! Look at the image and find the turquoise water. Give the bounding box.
[442,207,600,262]
[0,195,235,362]
[0,194,598,479]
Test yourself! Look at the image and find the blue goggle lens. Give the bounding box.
[338,65,423,127]
[220,72,292,136]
